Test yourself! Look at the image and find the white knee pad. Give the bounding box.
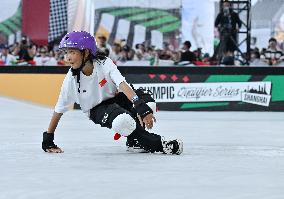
[111,113,136,137]
[147,102,156,114]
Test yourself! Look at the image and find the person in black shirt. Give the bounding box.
[215,1,242,54]
[180,41,197,63]
[18,38,36,62]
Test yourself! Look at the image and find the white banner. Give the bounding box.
[133,82,272,103]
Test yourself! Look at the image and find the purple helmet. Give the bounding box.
[59,31,97,56]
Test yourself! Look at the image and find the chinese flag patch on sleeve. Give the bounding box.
[99,78,107,87]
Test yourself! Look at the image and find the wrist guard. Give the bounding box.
[42,131,58,152]
[133,98,153,119]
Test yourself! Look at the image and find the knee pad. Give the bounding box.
[111,113,136,137]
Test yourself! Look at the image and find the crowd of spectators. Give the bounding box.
[95,35,208,66]
[249,37,284,66]
[1,35,284,67]
[0,37,64,66]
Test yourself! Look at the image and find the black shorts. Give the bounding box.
[89,92,136,128]
[89,88,155,129]
[89,91,162,153]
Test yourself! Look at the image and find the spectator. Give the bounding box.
[261,37,284,65]
[250,50,267,66]
[159,42,172,60]
[118,45,132,63]
[45,51,58,66]
[109,43,122,62]
[221,52,234,65]
[180,41,197,63]
[18,38,36,62]
[10,42,20,57]
[97,35,111,51]
[147,46,158,65]
[34,48,50,65]
[194,48,203,61]
[171,51,180,65]
[136,43,150,61]
[202,53,211,65]
[128,48,136,61]
[0,44,17,65]
[214,0,242,57]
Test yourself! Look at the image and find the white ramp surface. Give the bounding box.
[1,97,284,199]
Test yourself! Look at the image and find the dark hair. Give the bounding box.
[254,51,260,59]
[223,0,231,5]
[122,45,130,52]
[113,43,121,47]
[76,48,108,66]
[269,37,277,43]
[21,39,27,45]
[183,41,191,48]
[0,44,9,49]
[135,44,139,49]
[93,50,107,64]
[98,36,107,41]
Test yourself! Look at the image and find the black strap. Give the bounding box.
[71,50,89,93]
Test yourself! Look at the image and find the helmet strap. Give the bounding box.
[71,50,88,93]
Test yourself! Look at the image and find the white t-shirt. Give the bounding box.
[45,57,58,66]
[0,54,17,65]
[34,56,58,66]
[54,58,125,114]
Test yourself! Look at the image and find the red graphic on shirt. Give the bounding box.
[99,78,107,87]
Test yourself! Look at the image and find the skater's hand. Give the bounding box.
[42,132,64,153]
[142,113,156,129]
[45,146,64,153]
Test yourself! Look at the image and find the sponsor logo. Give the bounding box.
[242,93,271,107]
[241,85,271,106]
[102,113,109,124]
[133,82,272,107]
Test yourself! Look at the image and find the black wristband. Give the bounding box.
[43,131,54,143]
[133,99,153,119]
[42,131,57,152]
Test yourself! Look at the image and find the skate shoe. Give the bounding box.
[162,139,183,155]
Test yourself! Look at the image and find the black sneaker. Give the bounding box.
[162,139,183,155]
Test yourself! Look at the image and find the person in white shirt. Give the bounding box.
[249,50,268,67]
[261,38,284,66]
[42,31,183,155]
[34,48,50,66]
[45,51,58,66]
[0,44,17,65]
[109,43,122,62]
